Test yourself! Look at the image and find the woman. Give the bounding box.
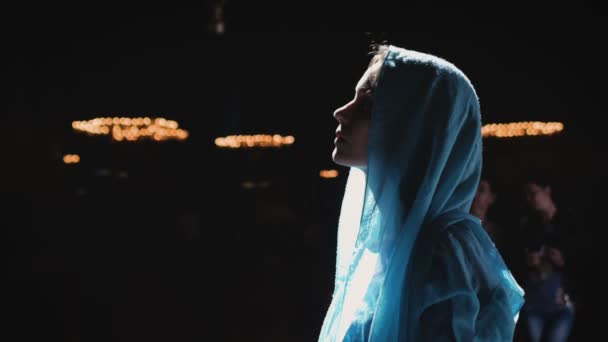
[319,45,525,341]
[517,175,577,342]
[470,178,506,254]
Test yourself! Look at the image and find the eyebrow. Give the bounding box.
[356,78,374,93]
[356,82,374,95]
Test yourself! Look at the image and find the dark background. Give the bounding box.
[3,4,605,341]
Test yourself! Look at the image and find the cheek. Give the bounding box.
[351,120,370,148]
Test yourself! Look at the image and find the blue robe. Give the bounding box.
[319,46,524,341]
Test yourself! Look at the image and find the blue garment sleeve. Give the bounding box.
[416,224,523,341]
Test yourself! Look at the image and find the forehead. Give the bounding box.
[356,58,384,90]
[479,180,491,189]
[525,183,543,192]
[356,67,373,90]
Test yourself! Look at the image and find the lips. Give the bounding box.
[335,128,349,142]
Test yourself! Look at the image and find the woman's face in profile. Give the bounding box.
[332,62,382,170]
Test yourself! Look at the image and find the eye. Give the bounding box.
[358,94,374,112]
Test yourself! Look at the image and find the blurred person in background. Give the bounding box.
[516,173,578,342]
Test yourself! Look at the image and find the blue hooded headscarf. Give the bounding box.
[319,46,524,341]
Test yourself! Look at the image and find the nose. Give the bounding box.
[333,99,355,124]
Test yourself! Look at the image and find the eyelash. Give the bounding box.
[358,93,373,106]
[353,96,373,117]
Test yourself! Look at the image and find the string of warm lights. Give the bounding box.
[215,134,295,149]
[320,169,339,179]
[481,121,564,138]
[63,154,80,164]
[72,117,189,142]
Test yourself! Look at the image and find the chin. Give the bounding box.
[332,151,347,167]
[332,150,366,169]
[332,149,349,167]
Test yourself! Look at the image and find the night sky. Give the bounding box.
[4,6,606,341]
